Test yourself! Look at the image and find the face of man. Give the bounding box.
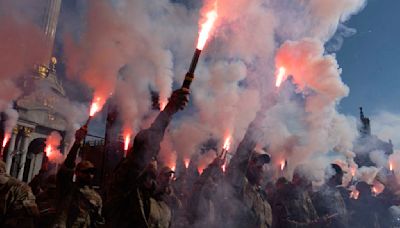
[76,169,95,186]
[247,159,265,186]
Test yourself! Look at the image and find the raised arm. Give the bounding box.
[226,111,265,188]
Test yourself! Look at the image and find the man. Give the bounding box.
[349,181,382,228]
[187,156,225,228]
[0,159,38,228]
[271,166,323,228]
[223,109,273,228]
[53,127,104,228]
[312,164,349,228]
[105,89,189,228]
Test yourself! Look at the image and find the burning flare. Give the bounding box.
[2,133,10,148]
[196,2,218,50]
[124,134,131,151]
[389,162,394,171]
[223,136,231,151]
[89,98,100,117]
[280,160,286,171]
[184,158,190,169]
[275,67,287,88]
[45,144,52,156]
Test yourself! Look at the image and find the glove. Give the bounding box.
[164,89,189,114]
[75,126,88,143]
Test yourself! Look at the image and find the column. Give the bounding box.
[17,127,33,181]
[5,127,18,174]
[27,154,37,183]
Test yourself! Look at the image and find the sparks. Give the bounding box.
[275,67,287,88]
[184,158,190,169]
[196,2,218,50]
[2,133,10,148]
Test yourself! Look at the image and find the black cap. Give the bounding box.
[331,163,343,175]
[252,153,271,164]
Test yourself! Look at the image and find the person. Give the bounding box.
[223,109,273,228]
[105,89,189,228]
[312,164,349,228]
[349,181,382,228]
[154,166,185,228]
[53,127,104,228]
[187,155,225,228]
[0,159,38,228]
[35,175,57,228]
[271,166,324,228]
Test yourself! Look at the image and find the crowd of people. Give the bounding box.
[1,89,400,228]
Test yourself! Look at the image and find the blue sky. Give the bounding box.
[337,0,400,117]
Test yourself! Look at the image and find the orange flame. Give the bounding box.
[89,97,102,117]
[2,133,10,148]
[280,160,286,171]
[351,167,356,177]
[196,2,218,50]
[223,136,231,151]
[45,144,52,157]
[275,67,287,88]
[350,188,359,200]
[222,160,227,173]
[184,158,190,169]
[198,167,204,175]
[372,182,385,196]
[124,134,131,151]
[160,100,167,111]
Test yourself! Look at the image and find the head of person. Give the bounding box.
[292,165,312,189]
[157,166,175,190]
[356,181,372,198]
[247,150,271,186]
[327,163,344,187]
[139,160,158,193]
[75,161,96,186]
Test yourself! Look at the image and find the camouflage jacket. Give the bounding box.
[54,165,104,228]
[312,185,349,228]
[224,113,272,228]
[272,184,319,228]
[0,173,38,228]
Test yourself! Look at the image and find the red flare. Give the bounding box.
[160,100,167,111]
[184,158,190,169]
[89,97,102,117]
[45,144,52,157]
[222,161,227,173]
[171,165,176,172]
[275,67,287,88]
[223,136,231,151]
[124,134,131,151]
[350,188,359,200]
[351,167,356,177]
[2,133,10,148]
[198,167,204,175]
[280,160,286,171]
[196,2,218,50]
[389,162,394,171]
